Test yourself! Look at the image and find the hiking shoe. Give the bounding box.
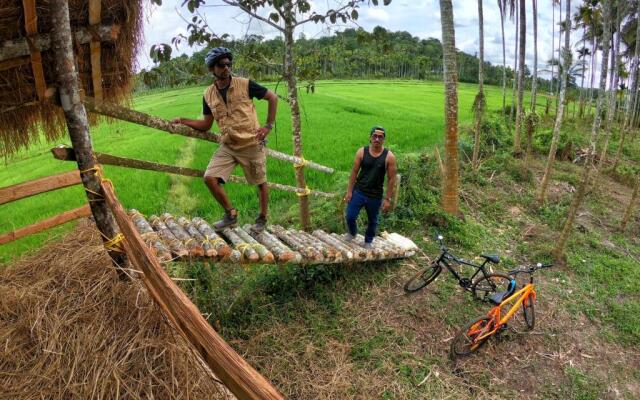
[344,233,356,242]
[213,209,237,231]
[363,242,373,250]
[251,214,267,233]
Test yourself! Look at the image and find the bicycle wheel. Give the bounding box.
[450,316,494,359]
[471,272,512,301]
[522,294,535,330]
[403,262,442,293]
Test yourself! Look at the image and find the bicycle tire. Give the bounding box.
[403,262,442,293]
[450,316,494,359]
[522,294,535,330]
[471,272,512,301]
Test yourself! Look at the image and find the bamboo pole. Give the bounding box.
[0,24,121,63]
[192,217,232,258]
[128,209,172,262]
[221,228,260,262]
[82,97,334,174]
[149,215,188,258]
[99,180,284,400]
[233,227,275,263]
[0,170,81,205]
[161,213,204,257]
[51,146,336,198]
[268,225,321,261]
[0,205,91,245]
[242,224,298,263]
[178,217,217,257]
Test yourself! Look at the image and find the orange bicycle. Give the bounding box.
[450,263,553,359]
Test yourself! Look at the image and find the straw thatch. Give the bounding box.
[0,219,231,399]
[0,0,144,157]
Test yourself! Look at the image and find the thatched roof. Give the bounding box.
[0,0,144,157]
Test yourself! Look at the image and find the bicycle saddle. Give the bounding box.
[481,254,500,264]
[488,279,517,305]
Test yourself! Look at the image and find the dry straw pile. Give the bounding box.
[0,220,230,399]
[0,0,143,157]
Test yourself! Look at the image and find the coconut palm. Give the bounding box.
[555,0,612,262]
[536,0,572,206]
[439,0,460,215]
[576,46,591,116]
[531,0,539,112]
[498,0,508,115]
[472,0,486,170]
[514,0,526,155]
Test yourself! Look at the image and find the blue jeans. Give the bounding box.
[346,190,382,243]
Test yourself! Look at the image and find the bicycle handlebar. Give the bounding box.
[509,263,553,276]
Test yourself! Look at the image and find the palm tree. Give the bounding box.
[498,0,508,115]
[576,45,591,117]
[514,0,526,155]
[439,0,460,215]
[554,0,612,262]
[531,0,539,112]
[536,0,572,206]
[472,0,486,170]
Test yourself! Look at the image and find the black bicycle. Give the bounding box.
[404,235,512,301]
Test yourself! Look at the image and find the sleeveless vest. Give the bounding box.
[204,77,260,150]
[354,146,388,199]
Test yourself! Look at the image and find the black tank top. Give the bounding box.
[354,146,388,199]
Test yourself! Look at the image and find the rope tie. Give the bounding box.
[236,243,250,253]
[296,186,312,197]
[103,233,125,253]
[184,238,194,247]
[293,157,309,169]
[205,237,226,248]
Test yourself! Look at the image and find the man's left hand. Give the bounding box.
[256,126,271,142]
[382,199,392,213]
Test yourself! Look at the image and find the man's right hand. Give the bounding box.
[343,191,352,203]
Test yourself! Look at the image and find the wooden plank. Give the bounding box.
[89,0,103,102]
[0,204,91,245]
[22,0,47,100]
[0,170,82,205]
[0,24,121,63]
[82,97,335,174]
[51,146,337,198]
[99,180,284,400]
[0,56,30,71]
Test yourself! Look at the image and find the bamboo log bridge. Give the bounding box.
[127,210,418,265]
[82,97,335,174]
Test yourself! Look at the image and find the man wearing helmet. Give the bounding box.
[343,126,397,248]
[172,47,278,232]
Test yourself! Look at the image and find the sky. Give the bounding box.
[139,0,586,82]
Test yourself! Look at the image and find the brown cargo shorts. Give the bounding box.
[204,144,267,185]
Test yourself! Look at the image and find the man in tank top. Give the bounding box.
[344,126,397,248]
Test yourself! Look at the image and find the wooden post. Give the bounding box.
[89,0,103,102]
[48,0,126,271]
[22,0,47,100]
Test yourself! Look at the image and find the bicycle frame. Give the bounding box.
[437,251,494,286]
[472,283,537,344]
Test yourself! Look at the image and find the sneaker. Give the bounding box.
[251,214,267,233]
[213,209,238,231]
[363,242,373,250]
[344,233,355,242]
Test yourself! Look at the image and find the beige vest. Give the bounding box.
[204,77,260,150]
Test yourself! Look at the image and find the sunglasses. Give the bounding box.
[216,62,232,68]
[371,134,385,141]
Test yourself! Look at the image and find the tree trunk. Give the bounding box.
[283,13,310,230]
[530,0,538,113]
[439,0,460,215]
[587,34,597,115]
[550,0,555,94]
[599,1,621,167]
[510,4,519,126]
[472,0,485,170]
[536,0,571,207]
[499,0,507,116]
[514,0,526,155]
[554,0,612,261]
[49,0,125,272]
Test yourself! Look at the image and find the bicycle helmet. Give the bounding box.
[205,47,233,68]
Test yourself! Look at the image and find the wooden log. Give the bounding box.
[329,233,368,260]
[296,230,341,262]
[0,170,81,205]
[312,230,354,261]
[0,204,91,245]
[268,225,321,262]
[221,228,260,262]
[149,215,188,258]
[0,24,121,63]
[353,235,384,260]
[178,217,217,258]
[51,146,336,198]
[99,181,284,399]
[88,0,103,102]
[49,0,125,274]
[191,217,231,257]
[22,0,47,100]
[127,209,172,262]
[243,225,298,264]
[233,227,275,263]
[82,97,335,175]
[374,235,408,258]
[161,213,204,257]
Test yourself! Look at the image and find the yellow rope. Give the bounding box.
[236,243,250,254]
[205,237,226,248]
[103,233,125,253]
[296,186,312,197]
[293,157,309,169]
[184,238,194,247]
